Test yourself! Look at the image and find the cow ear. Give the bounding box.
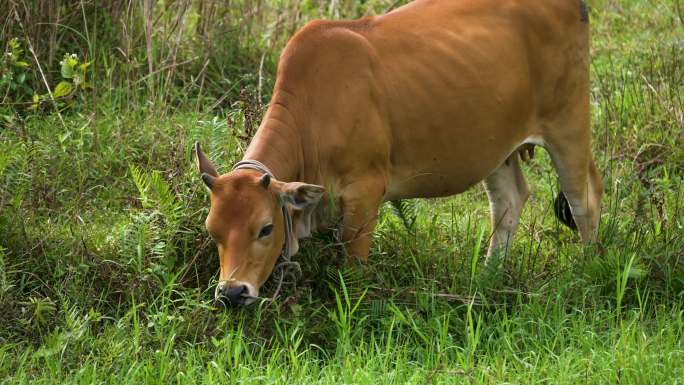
[195,142,218,189]
[195,142,219,177]
[201,173,216,190]
[279,182,325,210]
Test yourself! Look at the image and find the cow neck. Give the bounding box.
[242,98,303,183]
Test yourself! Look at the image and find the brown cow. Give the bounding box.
[196,0,603,305]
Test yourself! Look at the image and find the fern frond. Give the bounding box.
[389,199,418,232]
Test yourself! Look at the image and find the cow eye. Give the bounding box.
[258,224,274,238]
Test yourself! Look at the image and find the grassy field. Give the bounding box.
[1,1,683,384]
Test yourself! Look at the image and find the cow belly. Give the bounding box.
[382,81,534,200]
[384,102,535,201]
[385,140,517,201]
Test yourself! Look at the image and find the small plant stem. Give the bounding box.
[13,2,65,129]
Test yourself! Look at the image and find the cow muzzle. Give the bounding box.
[214,281,258,306]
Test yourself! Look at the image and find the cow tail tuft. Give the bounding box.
[554,192,577,230]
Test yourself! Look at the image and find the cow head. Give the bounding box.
[195,143,324,306]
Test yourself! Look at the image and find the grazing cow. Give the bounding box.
[196,0,603,305]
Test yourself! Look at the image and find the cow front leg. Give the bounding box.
[339,179,386,263]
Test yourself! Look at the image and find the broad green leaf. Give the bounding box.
[61,60,74,79]
[54,81,73,98]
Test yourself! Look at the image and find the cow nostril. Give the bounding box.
[225,285,248,305]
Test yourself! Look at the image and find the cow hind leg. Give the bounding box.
[483,154,530,264]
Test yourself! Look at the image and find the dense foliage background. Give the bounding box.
[1,0,683,383]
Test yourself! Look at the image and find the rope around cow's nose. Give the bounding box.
[259,260,302,302]
[237,260,302,303]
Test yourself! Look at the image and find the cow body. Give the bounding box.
[198,0,603,304]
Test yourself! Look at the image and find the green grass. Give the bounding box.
[1,1,683,384]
